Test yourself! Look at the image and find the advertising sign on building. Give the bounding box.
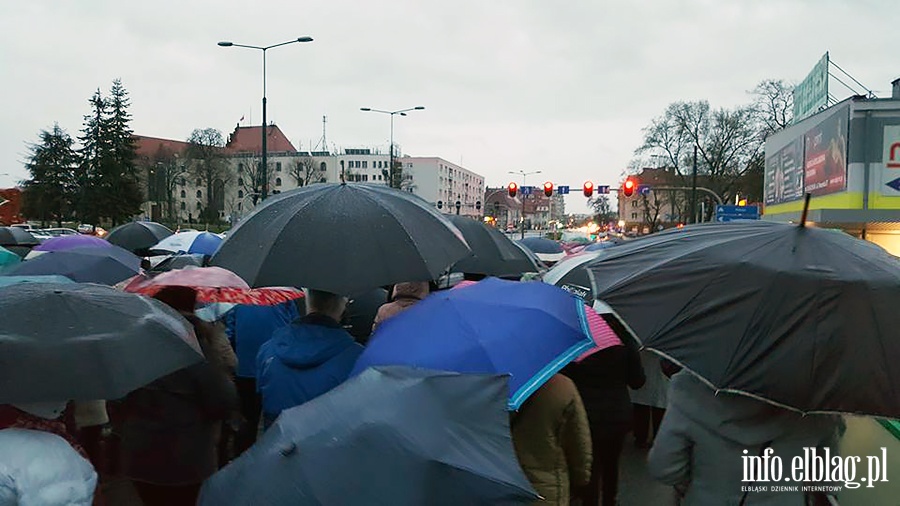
[764,137,804,205]
[880,125,900,194]
[803,103,849,196]
[793,53,829,123]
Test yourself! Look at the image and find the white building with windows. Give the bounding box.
[400,157,485,218]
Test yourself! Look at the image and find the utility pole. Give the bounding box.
[690,144,699,223]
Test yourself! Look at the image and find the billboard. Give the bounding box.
[764,137,804,205]
[793,53,829,123]
[803,103,849,196]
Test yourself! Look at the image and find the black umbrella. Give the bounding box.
[198,366,537,506]
[6,245,141,285]
[105,221,173,255]
[543,250,604,303]
[0,227,39,257]
[211,184,471,294]
[149,253,208,273]
[448,216,542,277]
[517,237,565,265]
[342,287,389,344]
[0,282,202,403]
[586,220,900,417]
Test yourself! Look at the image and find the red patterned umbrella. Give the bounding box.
[123,266,304,305]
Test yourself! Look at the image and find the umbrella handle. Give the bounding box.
[799,193,811,228]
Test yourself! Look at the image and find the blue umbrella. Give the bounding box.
[5,246,140,285]
[151,231,223,256]
[0,275,75,287]
[352,277,596,409]
[199,366,537,506]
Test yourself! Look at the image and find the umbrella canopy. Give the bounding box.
[211,184,471,294]
[105,221,173,254]
[352,277,597,409]
[447,216,542,277]
[542,250,604,304]
[198,366,537,506]
[0,246,21,272]
[0,227,39,246]
[0,275,74,287]
[123,266,305,306]
[33,235,111,252]
[517,237,565,264]
[150,231,223,256]
[586,220,900,418]
[0,282,202,403]
[148,253,207,272]
[342,287,389,343]
[7,246,141,285]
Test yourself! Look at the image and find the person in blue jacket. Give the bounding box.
[256,290,363,429]
[223,300,302,456]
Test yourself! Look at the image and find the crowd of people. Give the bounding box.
[1,273,847,506]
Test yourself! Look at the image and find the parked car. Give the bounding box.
[10,223,40,232]
[77,224,107,237]
[42,228,80,237]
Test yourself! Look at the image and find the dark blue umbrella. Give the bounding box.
[6,246,140,285]
[517,237,566,264]
[199,366,537,506]
[352,277,596,409]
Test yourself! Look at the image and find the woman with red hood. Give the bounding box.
[371,281,430,332]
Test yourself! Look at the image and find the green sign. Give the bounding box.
[793,52,829,123]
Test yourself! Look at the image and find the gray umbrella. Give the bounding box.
[0,283,202,403]
[105,221,173,255]
[199,366,537,506]
[448,215,542,277]
[0,227,39,257]
[586,221,900,418]
[211,184,471,294]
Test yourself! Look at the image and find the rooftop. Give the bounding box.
[225,124,297,154]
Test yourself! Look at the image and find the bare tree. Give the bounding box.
[235,156,274,206]
[185,128,228,222]
[290,156,318,187]
[751,79,794,137]
[147,145,186,222]
[587,195,615,223]
[639,191,665,232]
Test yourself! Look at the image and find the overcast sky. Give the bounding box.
[1,0,896,213]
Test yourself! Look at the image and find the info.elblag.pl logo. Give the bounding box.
[741,447,889,492]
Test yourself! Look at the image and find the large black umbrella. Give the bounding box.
[517,237,566,265]
[105,221,173,255]
[211,184,471,294]
[342,287,389,344]
[586,220,900,417]
[6,245,141,285]
[0,227,39,258]
[448,216,542,277]
[543,250,604,303]
[0,283,202,403]
[199,366,537,505]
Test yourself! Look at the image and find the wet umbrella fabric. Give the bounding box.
[7,246,141,285]
[0,227,39,247]
[33,235,112,252]
[352,277,596,409]
[517,237,565,264]
[0,275,74,287]
[211,184,471,294]
[123,266,305,306]
[542,251,604,304]
[586,220,900,418]
[198,366,537,506]
[148,253,207,272]
[0,283,202,403]
[105,221,173,254]
[447,215,542,277]
[0,246,20,272]
[150,231,223,256]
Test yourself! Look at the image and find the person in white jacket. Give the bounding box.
[0,428,97,506]
[648,372,844,505]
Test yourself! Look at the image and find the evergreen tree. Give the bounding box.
[105,79,143,224]
[21,123,78,226]
[75,89,107,227]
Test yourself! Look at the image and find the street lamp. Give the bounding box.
[360,106,425,189]
[508,170,541,240]
[218,36,313,200]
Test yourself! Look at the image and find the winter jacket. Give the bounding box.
[372,282,429,331]
[511,374,593,506]
[256,313,363,427]
[648,372,844,505]
[224,301,302,378]
[561,344,645,431]
[0,428,97,506]
[119,316,239,486]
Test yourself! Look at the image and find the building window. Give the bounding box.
[632,201,638,208]
[196,178,202,187]
[238,163,243,173]
[238,190,244,198]
[362,175,368,182]
[275,177,282,187]
[196,190,202,199]
[180,202,185,210]
[320,162,327,172]
[320,177,326,183]
[237,178,243,187]
[238,202,242,211]
[276,162,282,172]
[196,202,202,210]
[180,190,186,198]
[362,161,368,169]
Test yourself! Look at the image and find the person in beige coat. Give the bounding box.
[511,373,593,506]
[371,281,430,332]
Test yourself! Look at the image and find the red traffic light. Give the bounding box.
[583,181,594,198]
[508,182,518,198]
[543,182,554,197]
[623,178,636,197]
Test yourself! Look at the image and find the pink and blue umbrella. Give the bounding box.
[352,277,598,410]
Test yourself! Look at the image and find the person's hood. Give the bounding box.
[669,372,814,446]
[391,281,429,301]
[271,316,356,369]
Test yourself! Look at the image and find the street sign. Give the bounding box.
[557,185,570,195]
[638,184,651,196]
[715,205,760,222]
[520,186,534,196]
[887,177,900,192]
[597,185,610,195]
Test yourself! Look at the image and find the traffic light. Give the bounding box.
[436,200,443,209]
[508,182,518,198]
[543,182,554,197]
[583,181,594,198]
[623,178,636,197]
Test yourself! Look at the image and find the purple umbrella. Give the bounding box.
[34,235,112,252]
